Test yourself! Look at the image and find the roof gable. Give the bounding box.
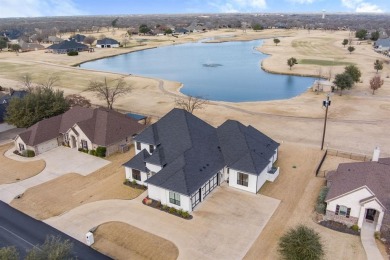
[128,108,278,195]
[326,160,390,209]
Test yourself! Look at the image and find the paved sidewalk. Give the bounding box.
[361,222,384,260]
[0,146,110,203]
[45,186,280,260]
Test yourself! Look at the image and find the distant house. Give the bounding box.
[325,148,390,232]
[123,108,280,213]
[46,36,64,44]
[312,80,334,92]
[47,40,88,54]
[69,34,86,43]
[1,29,23,41]
[174,28,189,35]
[374,38,390,52]
[96,38,120,48]
[18,40,45,52]
[14,106,145,156]
[0,90,28,123]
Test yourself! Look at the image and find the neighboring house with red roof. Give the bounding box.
[14,106,145,156]
[325,149,390,232]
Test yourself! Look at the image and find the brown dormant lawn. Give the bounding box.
[92,221,179,260]
[0,144,45,184]
[11,147,143,220]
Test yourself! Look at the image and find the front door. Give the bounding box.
[365,209,376,222]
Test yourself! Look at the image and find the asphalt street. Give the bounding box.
[0,201,111,259]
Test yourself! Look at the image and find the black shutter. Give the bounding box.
[346,208,351,218]
[335,205,340,215]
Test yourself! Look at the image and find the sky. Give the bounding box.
[0,0,388,18]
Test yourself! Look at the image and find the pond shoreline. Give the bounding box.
[80,38,316,102]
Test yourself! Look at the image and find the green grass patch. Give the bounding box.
[299,59,354,66]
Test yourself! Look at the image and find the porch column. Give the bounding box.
[358,206,366,228]
[376,211,384,232]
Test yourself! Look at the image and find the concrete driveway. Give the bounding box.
[45,185,280,260]
[0,146,110,203]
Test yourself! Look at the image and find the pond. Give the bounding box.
[80,40,316,102]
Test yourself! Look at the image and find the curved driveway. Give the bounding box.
[45,186,280,260]
[0,147,110,203]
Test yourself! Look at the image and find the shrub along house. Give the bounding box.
[325,148,390,232]
[123,108,280,213]
[14,106,145,156]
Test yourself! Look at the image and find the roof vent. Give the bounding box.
[206,163,209,166]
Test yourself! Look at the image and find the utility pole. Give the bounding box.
[321,94,331,150]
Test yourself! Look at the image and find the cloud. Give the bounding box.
[209,0,267,13]
[0,0,86,18]
[341,0,383,13]
[355,2,384,13]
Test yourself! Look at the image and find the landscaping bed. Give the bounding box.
[142,197,193,220]
[319,220,360,236]
[123,180,147,191]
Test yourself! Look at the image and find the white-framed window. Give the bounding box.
[19,143,25,151]
[149,144,154,153]
[64,133,69,142]
[81,140,88,149]
[336,204,351,218]
[339,205,348,216]
[136,142,141,150]
[169,191,180,206]
[237,172,248,187]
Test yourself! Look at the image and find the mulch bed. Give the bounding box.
[142,197,193,220]
[319,220,360,236]
[123,181,147,191]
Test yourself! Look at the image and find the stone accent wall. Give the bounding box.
[325,210,358,227]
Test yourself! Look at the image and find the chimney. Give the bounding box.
[372,147,380,162]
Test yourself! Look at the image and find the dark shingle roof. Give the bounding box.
[127,108,278,196]
[375,38,390,48]
[217,120,279,175]
[123,149,150,172]
[0,90,29,122]
[18,107,145,147]
[0,103,7,123]
[69,34,86,43]
[96,38,119,45]
[47,40,88,51]
[326,159,390,210]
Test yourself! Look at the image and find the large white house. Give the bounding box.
[14,106,145,156]
[325,150,390,232]
[123,108,280,213]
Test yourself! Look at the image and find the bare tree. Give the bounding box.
[83,36,96,46]
[19,73,35,92]
[39,75,60,89]
[175,95,208,114]
[122,37,129,47]
[369,75,384,95]
[65,94,92,107]
[85,77,132,109]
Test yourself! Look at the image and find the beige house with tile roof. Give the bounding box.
[325,154,390,232]
[14,106,145,156]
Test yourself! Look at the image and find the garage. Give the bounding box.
[191,173,219,210]
[202,173,219,198]
[36,138,60,155]
[191,188,201,210]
